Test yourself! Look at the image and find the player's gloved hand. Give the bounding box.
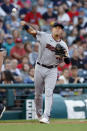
[55,44,67,58]
[20,21,30,31]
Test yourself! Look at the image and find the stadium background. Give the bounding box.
[0,0,87,121]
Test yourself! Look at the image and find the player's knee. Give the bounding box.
[45,89,53,97]
[35,93,42,99]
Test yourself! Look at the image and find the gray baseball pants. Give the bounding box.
[34,64,57,118]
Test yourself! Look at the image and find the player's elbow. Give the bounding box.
[64,57,71,64]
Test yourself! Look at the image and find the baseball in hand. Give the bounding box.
[20,21,26,26]
[12,8,17,13]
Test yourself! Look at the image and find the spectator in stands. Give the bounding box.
[28,67,34,81]
[57,5,70,26]
[71,49,84,68]
[0,17,5,38]
[1,56,11,71]
[16,0,24,8]
[1,0,14,15]
[69,42,77,58]
[11,59,21,76]
[66,0,77,7]
[6,11,20,32]
[67,28,78,46]
[17,56,29,70]
[3,34,15,56]
[69,65,84,95]
[76,16,87,35]
[83,1,87,17]
[74,37,82,47]
[24,42,32,57]
[12,29,21,42]
[0,49,6,73]
[24,4,42,25]
[77,1,83,12]
[0,50,6,105]
[37,0,47,15]
[57,68,70,84]
[78,46,84,68]
[24,42,32,64]
[78,58,87,83]
[57,68,72,96]
[67,3,79,23]
[0,36,4,49]
[0,70,15,84]
[42,4,57,26]
[0,70,15,105]
[57,61,71,77]
[69,66,84,83]
[22,67,35,99]
[19,0,31,20]
[24,67,34,83]
[20,63,30,81]
[4,61,12,71]
[74,9,87,26]
[29,42,39,66]
[11,59,22,83]
[10,38,26,61]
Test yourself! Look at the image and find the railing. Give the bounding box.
[0,83,87,89]
[0,83,87,107]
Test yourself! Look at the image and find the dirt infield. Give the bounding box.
[53,120,87,124]
[0,120,87,125]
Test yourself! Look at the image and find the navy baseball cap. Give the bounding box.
[52,22,64,29]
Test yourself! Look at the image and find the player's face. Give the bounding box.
[52,26,63,38]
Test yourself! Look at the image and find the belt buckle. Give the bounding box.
[40,63,42,66]
[53,65,55,68]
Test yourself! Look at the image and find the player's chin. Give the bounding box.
[55,33,60,37]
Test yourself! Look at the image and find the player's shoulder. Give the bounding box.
[37,31,49,36]
[60,39,67,44]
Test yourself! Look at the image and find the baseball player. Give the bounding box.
[0,49,6,119]
[21,21,70,124]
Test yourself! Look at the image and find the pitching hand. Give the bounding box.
[20,21,26,26]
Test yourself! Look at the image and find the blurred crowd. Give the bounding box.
[0,0,87,97]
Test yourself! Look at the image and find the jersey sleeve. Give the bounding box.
[36,31,47,43]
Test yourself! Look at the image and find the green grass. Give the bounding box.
[0,119,87,131]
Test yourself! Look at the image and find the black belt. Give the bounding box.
[37,62,57,69]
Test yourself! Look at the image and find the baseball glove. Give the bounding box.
[55,44,67,58]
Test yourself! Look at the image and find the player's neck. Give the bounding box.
[52,35,61,42]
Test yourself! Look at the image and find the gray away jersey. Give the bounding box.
[36,31,69,66]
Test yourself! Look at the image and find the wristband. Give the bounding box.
[23,24,30,31]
